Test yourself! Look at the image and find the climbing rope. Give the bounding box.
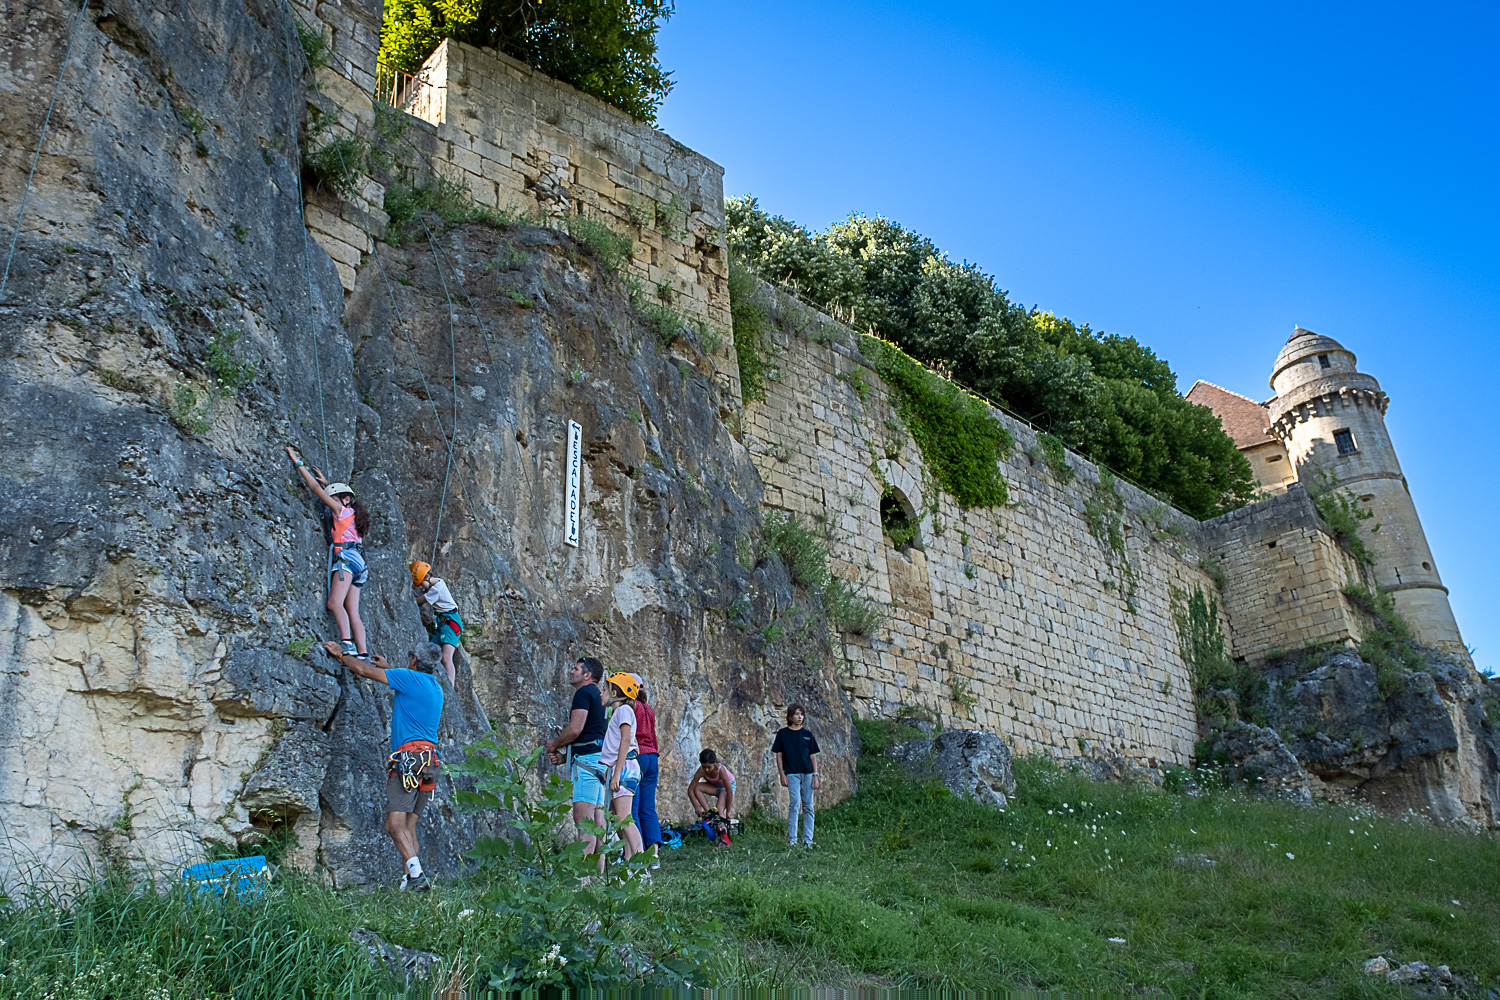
[275,8,331,474]
[416,222,587,648]
[303,119,553,697]
[419,218,459,569]
[0,0,91,303]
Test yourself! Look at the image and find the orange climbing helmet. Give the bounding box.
[410,561,432,587]
[607,672,640,701]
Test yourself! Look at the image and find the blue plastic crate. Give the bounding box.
[182,856,269,901]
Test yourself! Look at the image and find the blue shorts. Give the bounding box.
[331,546,368,588]
[429,613,462,647]
[570,752,607,807]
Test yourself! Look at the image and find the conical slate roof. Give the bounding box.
[1270,327,1355,386]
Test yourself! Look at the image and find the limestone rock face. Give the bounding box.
[890,730,1016,809]
[0,0,852,887]
[344,222,856,832]
[1258,648,1500,825]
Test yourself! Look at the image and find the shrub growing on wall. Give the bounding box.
[727,197,1256,519]
[381,0,675,122]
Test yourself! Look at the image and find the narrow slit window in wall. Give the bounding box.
[1334,429,1357,454]
[1318,353,1331,368]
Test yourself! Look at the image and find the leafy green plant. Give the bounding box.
[1173,584,1263,728]
[762,511,884,637]
[640,301,682,345]
[286,636,315,656]
[860,335,1011,509]
[170,383,210,434]
[304,136,371,199]
[950,676,978,711]
[1342,584,1426,698]
[206,329,257,395]
[294,14,331,71]
[728,257,777,402]
[1306,467,1376,570]
[565,215,633,274]
[1030,431,1074,482]
[451,737,718,988]
[727,196,1256,517]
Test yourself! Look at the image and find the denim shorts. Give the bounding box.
[612,758,641,801]
[570,752,607,807]
[331,545,368,588]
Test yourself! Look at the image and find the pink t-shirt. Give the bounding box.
[332,505,360,544]
[701,764,734,788]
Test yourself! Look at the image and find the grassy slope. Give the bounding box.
[653,720,1500,996]
[2,719,1496,997]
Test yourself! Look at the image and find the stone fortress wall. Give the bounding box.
[734,285,1374,765]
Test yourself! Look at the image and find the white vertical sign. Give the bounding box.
[565,420,582,547]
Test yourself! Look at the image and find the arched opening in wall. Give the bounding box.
[881,487,918,549]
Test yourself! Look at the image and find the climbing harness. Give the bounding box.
[1,0,91,302]
[388,741,440,792]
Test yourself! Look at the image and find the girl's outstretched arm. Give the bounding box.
[286,445,343,513]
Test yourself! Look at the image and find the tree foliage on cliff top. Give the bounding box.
[727,197,1256,519]
[381,0,675,122]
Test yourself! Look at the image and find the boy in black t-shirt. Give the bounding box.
[544,657,609,857]
[771,704,821,848]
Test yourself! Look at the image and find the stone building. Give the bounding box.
[1191,328,1468,660]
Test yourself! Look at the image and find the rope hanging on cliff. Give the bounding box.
[419,219,460,570]
[0,0,90,303]
[275,8,331,475]
[415,219,588,647]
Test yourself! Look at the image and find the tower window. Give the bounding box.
[1265,454,1282,462]
[881,487,918,548]
[1318,353,1331,368]
[1334,429,1356,454]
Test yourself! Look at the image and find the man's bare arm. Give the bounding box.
[322,641,388,685]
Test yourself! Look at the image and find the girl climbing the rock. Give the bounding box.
[287,445,371,658]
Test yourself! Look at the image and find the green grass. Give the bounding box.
[3,720,1495,995]
[653,719,1500,995]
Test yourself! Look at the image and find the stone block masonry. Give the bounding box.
[398,40,736,393]
[740,281,1368,767]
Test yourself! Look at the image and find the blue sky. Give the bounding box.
[653,1,1500,669]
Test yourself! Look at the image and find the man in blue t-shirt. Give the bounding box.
[324,640,445,890]
[544,656,608,858]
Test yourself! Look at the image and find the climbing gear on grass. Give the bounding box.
[410,560,431,586]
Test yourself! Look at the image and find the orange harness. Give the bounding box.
[388,739,440,792]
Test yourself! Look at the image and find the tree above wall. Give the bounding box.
[727,197,1257,520]
[381,0,675,122]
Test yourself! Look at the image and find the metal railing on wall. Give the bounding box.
[374,62,420,110]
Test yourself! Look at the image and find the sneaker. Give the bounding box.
[650,859,660,870]
[803,841,817,850]
[399,874,432,891]
[339,640,358,657]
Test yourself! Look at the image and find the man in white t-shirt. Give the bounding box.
[410,561,462,687]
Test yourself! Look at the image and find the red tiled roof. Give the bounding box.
[1185,380,1275,450]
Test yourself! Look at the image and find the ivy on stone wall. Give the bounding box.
[1173,585,1263,729]
[859,335,1011,509]
[728,258,777,402]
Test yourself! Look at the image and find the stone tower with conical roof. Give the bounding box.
[1267,328,1467,658]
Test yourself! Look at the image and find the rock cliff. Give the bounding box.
[0,0,852,888]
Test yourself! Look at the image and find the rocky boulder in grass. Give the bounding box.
[889,730,1017,809]
[1205,722,1315,804]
